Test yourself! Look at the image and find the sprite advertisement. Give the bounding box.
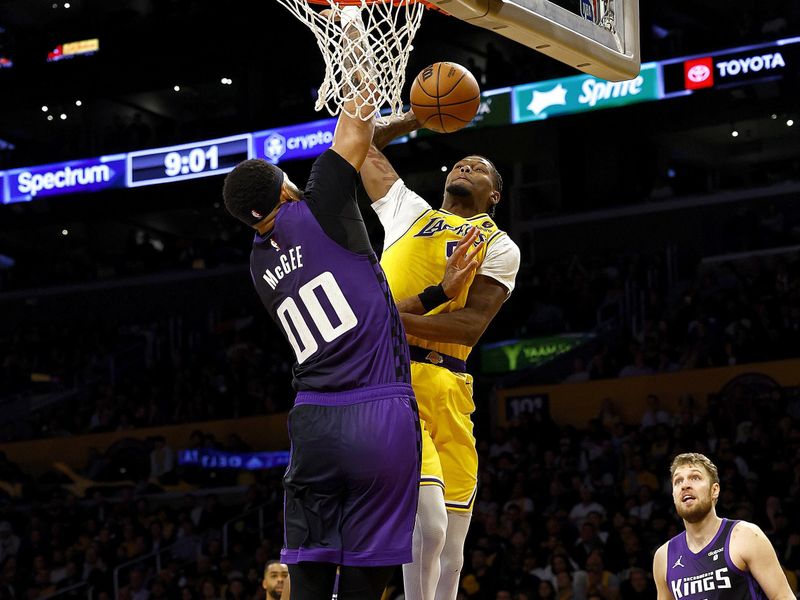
[512,62,661,123]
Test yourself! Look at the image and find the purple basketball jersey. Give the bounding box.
[665,519,766,600]
[249,200,410,391]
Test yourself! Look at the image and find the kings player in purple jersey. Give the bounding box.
[654,453,793,600]
[221,13,483,600]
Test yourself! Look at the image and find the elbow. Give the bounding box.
[461,322,488,347]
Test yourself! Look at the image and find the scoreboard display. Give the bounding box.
[1,36,796,205]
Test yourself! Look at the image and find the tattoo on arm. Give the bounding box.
[365,147,398,184]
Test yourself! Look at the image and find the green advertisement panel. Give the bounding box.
[481,333,594,373]
[512,62,661,123]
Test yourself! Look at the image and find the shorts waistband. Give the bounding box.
[408,345,467,373]
[294,383,414,407]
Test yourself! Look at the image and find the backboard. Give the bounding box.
[427,0,640,81]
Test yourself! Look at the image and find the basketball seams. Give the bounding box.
[409,61,480,133]
[413,75,439,99]
[436,63,444,136]
[406,96,480,108]
[438,67,468,96]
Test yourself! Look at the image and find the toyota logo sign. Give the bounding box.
[684,57,714,90]
[687,64,711,83]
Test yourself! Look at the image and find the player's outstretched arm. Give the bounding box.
[652,543,672,600]
[395,227,484,314]
[372,110,420,150]
[361,145,401,203]
[360,111,421,202]
[329,7,376,172]
[734,522,794,600]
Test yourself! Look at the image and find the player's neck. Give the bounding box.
[254,202,288,236]
[684,511,722,552]
[442,196,486,219]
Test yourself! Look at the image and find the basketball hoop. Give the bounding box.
[275,0,433,121]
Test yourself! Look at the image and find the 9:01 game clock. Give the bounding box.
[126,134,252,187]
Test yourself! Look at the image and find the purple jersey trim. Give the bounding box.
[280,547,412,567]
[686,518,727,557]
[724,519,745,575]
[294,383,414,406]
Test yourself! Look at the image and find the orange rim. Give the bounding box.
[306,0,446,13]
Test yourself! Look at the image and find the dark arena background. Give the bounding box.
[1,0,800,598]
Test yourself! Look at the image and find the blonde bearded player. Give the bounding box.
[360,111,520,600]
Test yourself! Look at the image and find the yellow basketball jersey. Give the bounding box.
[380,208,508,362]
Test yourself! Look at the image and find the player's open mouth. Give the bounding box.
[682,494,695,503]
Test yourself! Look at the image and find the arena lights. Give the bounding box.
[441,166,448,172]
[60,114,67,120]
[75,100,82,107]
[788,119,795,127]
[220,77,233,85]
[47,115,53,121]
[731,130,739,138]
[61,229,68,236]
[41,106,48,112]
[173,85,181,92]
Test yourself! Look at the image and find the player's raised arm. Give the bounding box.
[329,7,376,172]
[360,112,421,202]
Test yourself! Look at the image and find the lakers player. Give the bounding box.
[654,453,793,600]
[360,111,520,600]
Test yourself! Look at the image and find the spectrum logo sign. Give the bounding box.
[684,57,714,90]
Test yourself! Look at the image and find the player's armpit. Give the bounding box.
[652,543,672,600]
[733,522,795,600]
[360,145,400,202]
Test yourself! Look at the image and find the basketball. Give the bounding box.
[410,62,481,133]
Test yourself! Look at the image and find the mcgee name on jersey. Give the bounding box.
[671,568,732,599]
[261,245,305,290]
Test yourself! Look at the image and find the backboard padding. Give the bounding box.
[428,0,640,81]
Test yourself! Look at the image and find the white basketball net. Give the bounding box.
[274,0,426,121]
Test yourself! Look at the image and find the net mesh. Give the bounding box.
[274,0,426,121]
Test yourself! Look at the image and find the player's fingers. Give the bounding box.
[452,227,479,258]
[464,240,485,264]
[319,8,340,21]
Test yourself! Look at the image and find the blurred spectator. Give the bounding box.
[640,395,671,430]
[618,568,654,600]
[150,436,176,483]
[569,488,606,528]
[0,523,19,564]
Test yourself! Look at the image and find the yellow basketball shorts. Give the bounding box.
[411,361,478,513]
